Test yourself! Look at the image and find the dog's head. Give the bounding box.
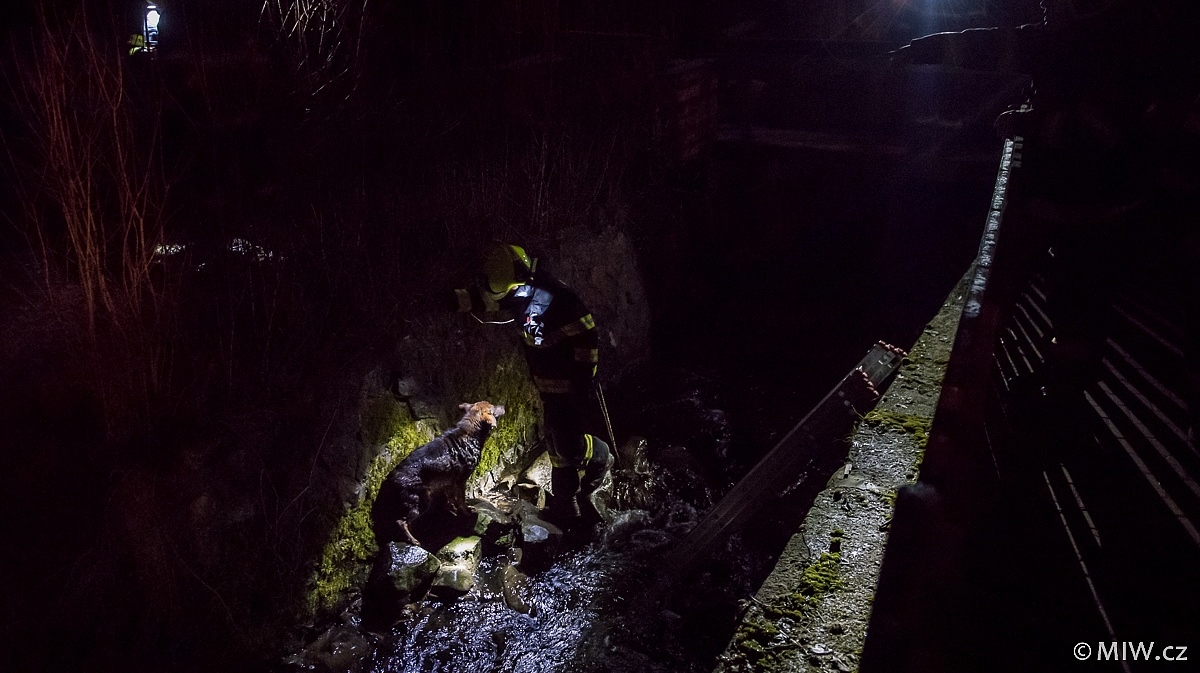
[458,401,505,432]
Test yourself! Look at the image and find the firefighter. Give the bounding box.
[454,243,613,532]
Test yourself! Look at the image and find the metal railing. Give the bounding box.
[859,132,1031,672]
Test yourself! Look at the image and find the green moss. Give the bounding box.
[752,552,844,622]
[861,409,932,447]
[462,351,541,481]
[307,401,436,614]
[361,394,415,448]
[797,551,843,596]
[728,553,845,669]
[735,615,779,644]
[731,614,784,666]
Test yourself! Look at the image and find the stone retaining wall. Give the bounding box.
[713,268,973,673]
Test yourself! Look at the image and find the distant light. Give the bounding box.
[144,4,160,52]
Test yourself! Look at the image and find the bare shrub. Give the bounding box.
[9,3,166,332]
[3,2,179,444]
[259,0,371,117]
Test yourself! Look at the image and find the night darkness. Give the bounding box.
[2,1,1199,672]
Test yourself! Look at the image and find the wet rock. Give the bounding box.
[469,498,514,545]
[524,451,554,484]
[479,547,533,612]
[499,559,535,615]
[392,375,419,399]
[283,624,372,672]
[431,536,482,598]
[515,452,553,507]
[510,498,541,523]
[515,511,564,571]
[388,375,442,420]
[604,509,652,547]
[618,436,651,473]
[374,541,440,601]
[519,513,563,543]
[515,481,546,508]
[578,490,611,526]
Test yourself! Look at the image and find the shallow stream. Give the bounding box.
[363,503,715,673]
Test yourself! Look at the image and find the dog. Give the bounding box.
[371,401,504,547]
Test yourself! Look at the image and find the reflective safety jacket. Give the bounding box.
[457,272,599,395]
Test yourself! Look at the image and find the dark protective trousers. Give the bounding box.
[541,391,612,522]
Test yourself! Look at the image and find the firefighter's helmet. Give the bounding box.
[482,243,535,300]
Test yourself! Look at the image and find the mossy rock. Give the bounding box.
[861,409,932,447]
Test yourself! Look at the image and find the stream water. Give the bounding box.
[363,504,716,673]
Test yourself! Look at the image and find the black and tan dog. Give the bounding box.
[371,401,504,547]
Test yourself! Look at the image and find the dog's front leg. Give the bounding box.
[455,489,472,518]
[398,519,421,547]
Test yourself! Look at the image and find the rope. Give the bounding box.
[595,381,620,467]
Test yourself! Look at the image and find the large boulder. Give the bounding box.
[499,559,536,615]
[430,536,483,598]
[515,504,564,572]
[373,541,440,601]
[551,226,653,382]
[515,452,553,508]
